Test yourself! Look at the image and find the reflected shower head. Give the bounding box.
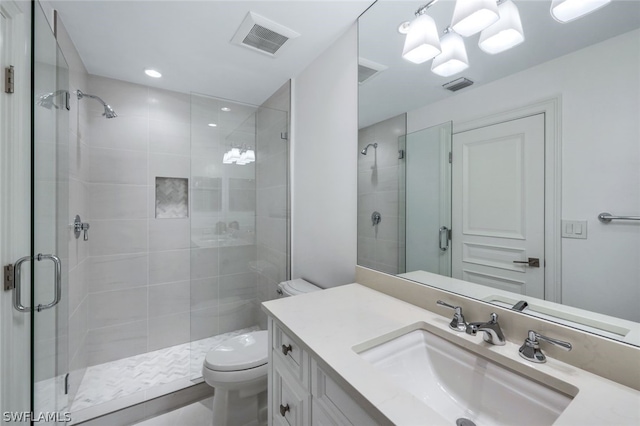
[37,90,68,110]
[360,142,378,155]
[77,89,117,119]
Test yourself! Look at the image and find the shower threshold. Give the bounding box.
[68,326,260,424]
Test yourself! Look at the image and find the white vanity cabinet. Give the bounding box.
[268,318,378,426]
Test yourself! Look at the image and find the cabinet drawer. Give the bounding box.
[272,354,311,426]
[273,323,309,388]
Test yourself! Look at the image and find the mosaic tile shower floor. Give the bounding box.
[71,326,260,412]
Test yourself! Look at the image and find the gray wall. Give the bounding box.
[291,24,358,288]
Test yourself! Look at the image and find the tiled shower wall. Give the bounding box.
[256,82,290,328]
[85,75,192,366]
[357,114,406,274]
[56,17,90,402]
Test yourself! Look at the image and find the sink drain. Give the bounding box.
[456,419,476,426]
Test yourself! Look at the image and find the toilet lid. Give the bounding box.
[280,279,321,296]
[204,330,268,372]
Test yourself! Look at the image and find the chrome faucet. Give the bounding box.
[436,300,467,332]
[519,330,572,363]
[466,313,506,346]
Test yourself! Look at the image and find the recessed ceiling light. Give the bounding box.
[208,123,217,127]
[221,107,231,112]
[144,69,162,78]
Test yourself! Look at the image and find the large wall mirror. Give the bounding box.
[357,0,640,346]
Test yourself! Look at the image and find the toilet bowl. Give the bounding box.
[202,279,321,426]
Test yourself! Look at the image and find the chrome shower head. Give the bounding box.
[77,89,117,119]
[360,142,378,155]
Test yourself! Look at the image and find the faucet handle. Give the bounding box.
[519,330,572,363]
[436,300,467,332]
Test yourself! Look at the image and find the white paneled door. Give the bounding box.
[452,114,545,298]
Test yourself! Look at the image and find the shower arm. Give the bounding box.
[77,89,107,107]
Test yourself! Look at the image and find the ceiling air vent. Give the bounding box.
[443,77,474,92]
[358,58,387,85]
[231,12,299,57]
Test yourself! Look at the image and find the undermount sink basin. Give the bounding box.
[356,326,574,426]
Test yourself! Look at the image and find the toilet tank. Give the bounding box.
[277,278,322,297]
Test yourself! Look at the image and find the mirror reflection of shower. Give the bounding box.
[77,89,117,118]
[37,90,69,110]
[360,142,377,155]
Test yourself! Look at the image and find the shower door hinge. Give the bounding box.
[5,66,15,94]
[449,152,452,163]
[4,264,14,291]
[280,132,288,140]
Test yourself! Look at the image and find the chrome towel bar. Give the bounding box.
[598,212,640,223]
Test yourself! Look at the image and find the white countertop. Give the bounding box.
[262,283,640,426]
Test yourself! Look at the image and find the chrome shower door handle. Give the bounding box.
[439,226,450,251]
[12,256,32,313]
[35,253,62,312]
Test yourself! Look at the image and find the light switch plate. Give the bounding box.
[562,220,587,239]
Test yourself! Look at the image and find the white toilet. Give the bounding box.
[202,278,321,426]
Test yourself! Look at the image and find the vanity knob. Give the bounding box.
[279,403,290,417]
[282,344,293,356]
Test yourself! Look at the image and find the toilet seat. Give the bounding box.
[204,330,268,371]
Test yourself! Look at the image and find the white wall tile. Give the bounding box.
[90,219,148,256]
[149,218,190,251]
[149,281,190,318]
[190,247,219,280]
[149,249,190,285]
[89,253,149,291]
[87,114,149,152]
[89,287,148,329]
[87,320,148,366]
[190,277,219,311]
[147,313,190,352]
[90,147,148,185]
[90,184,148,220]
[149,120,190,156]
[148,88,190,125]
[190,307,219,341]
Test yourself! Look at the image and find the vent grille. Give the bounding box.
[231,12,299,57]
[443,77,474,92]
[358,58,387,85]
[243,24,289,55]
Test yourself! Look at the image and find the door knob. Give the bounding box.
[513,257,540,267]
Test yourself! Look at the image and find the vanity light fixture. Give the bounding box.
[479,0,524,54]
[451,0,500,37]
[401,0,442,64]
[431,27,469,77]
[550,0,611,23]
[144,69,162,78]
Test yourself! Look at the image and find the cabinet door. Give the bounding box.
[311,359,378,425]
[272,354,311,426]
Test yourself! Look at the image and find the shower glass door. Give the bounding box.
[404,122,452,276]
[32,3,70,421]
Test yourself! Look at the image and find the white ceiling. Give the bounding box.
[49,0,375,106]
[359,0,640,128]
